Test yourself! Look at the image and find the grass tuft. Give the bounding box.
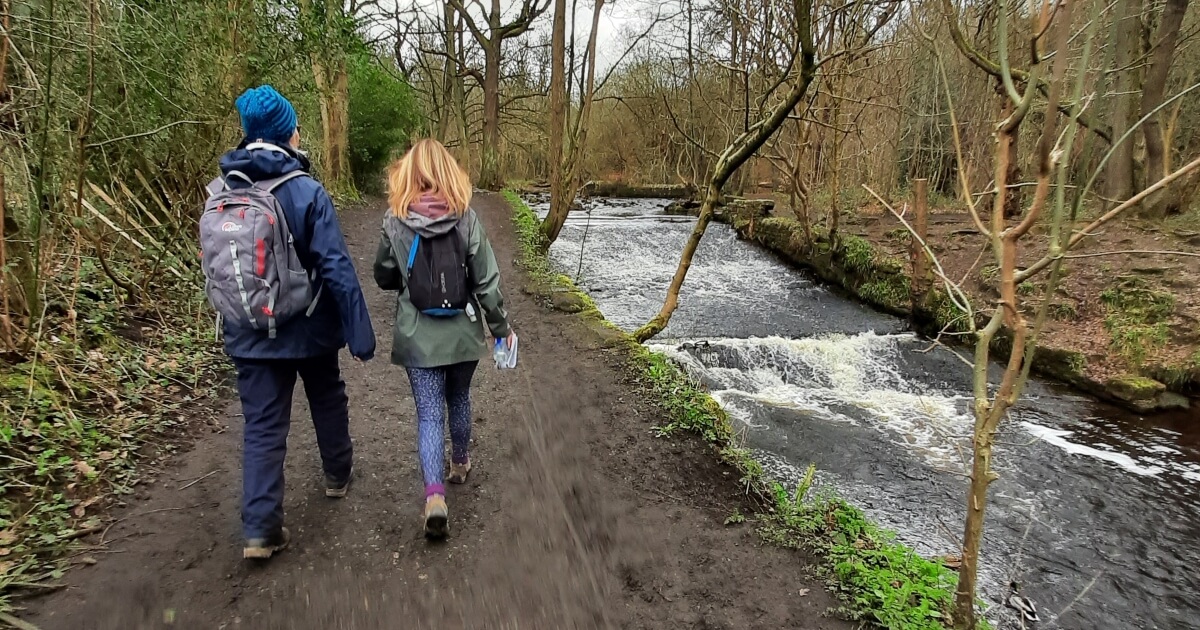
[1100,277,1175,367]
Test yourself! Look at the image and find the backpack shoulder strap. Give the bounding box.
[455,210,474,247]
[406,234,420,273]
[255,170,308,193]
[205,177,226,199]
[382,215,417,275]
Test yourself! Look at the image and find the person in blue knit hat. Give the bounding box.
[214,85,376,560]
[236,85,299,144]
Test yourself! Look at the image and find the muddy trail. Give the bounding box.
[21,193,847,630]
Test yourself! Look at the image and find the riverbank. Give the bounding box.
[654,195,1193,414]
[508,191,969,629]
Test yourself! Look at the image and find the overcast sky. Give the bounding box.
[369,0,676,75]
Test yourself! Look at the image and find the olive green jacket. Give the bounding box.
[372,209,511,368]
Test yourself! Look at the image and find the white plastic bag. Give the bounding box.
[493,334,518,369]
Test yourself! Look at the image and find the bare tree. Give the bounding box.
[448,0,551,189]
[908,1,1200,625]
[1105,0,1145,203]
[1139,0,1190,214]
[634,0,821,341]
[540,0,606,248]
[303,0,355,195]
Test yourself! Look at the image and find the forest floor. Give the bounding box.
[18,193,849,630]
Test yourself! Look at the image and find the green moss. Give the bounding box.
[0,269,224,613]
[860,276,910,311]
[1105,374,1167,402]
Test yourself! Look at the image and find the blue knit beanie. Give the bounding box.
[235,85,298,144]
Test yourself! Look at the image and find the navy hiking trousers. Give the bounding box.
[232,352,353,539]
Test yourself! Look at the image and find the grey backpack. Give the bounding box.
[199,171,321,338]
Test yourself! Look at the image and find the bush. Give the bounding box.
[348,55,421,192]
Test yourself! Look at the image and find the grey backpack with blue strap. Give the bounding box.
[199,170,321,337]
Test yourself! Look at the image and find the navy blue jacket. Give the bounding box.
[216,142,375,360]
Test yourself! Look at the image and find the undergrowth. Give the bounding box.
[505,189,973,629]
[763,472,960,629]
[1100,276,1175,367]
[0,261,223,617]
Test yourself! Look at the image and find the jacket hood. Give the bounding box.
[396,195,463,238]
[219,141,310,185]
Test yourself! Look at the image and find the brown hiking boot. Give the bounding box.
[423,495,449,539]
[448,460,471,484]
[243,527,290,560]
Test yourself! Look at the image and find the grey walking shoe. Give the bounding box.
[325,466,353,498]
[243,527,290,560]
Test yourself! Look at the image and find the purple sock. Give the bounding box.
[425,484,445,499]
[451,453,470,465]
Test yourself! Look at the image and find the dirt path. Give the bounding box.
[22,193,849,630]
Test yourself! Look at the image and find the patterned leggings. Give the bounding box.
[405,361,478,496]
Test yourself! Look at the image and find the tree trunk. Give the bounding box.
[452,15,471,167]
[541,0,568,247]
[312,55,354,195]
[1105,0,1143,203]
[1138,0,1189,216]
[542,0,603,248]
[634,182,722,341]
[479,41,502,189]
[437,1,458,141]
[954,420,996,630]
[306,0,354,196]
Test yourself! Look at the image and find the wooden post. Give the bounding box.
[910,178,930,319]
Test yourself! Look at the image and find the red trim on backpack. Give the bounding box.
[266,212,275,226]
[262,306,274,317]
[255,239,265,276]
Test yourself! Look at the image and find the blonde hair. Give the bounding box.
[387,139,473,218]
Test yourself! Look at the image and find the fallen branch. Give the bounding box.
[1018,153,1200,281]
[1062,249,1200,259]
[86,120,210,149]
[177,470,221,490]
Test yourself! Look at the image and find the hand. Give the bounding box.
[506,330,516,346]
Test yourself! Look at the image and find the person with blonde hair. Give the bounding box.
[373,139,513,538]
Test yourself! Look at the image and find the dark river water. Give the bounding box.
[529,194,1200,630]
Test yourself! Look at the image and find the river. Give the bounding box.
[528,194,1200,629]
